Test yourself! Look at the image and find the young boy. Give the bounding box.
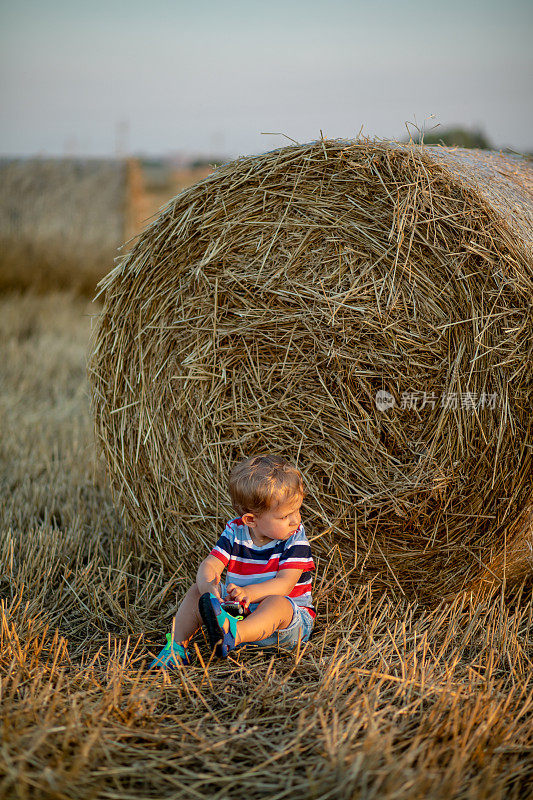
[150,454,315,667]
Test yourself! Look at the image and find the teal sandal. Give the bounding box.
[149,633,191,669]
[199,593,239,658]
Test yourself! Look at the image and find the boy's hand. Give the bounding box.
[226,583,250,609]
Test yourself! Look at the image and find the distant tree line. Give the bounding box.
[406,126,531,157]
[409,126,491,149]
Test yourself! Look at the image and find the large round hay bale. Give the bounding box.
[0,157,142,294]
[89,139,533,600]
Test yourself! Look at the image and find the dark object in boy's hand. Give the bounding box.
[221,600,248,617]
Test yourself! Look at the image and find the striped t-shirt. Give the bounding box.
[210,518,315,617]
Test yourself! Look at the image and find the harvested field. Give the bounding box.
[89,139,533,600]
[0,158,137,295]
[0,159,214,297]
[1,293,532,800]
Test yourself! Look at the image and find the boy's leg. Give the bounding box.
[172,583,204,645]
[150,583,207,669]
[235,596,293,645]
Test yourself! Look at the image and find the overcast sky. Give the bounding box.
[1,0,531,158]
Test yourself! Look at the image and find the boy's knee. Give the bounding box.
[186,583,201,599]
[260,595,294,617]
[261,594,290,605]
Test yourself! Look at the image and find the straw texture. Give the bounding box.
[89,138,533,600]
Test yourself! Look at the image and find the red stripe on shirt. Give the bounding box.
[227,557,281,575]
[279,560,314,571]
[210,549,229,566]
[289,582,313,598]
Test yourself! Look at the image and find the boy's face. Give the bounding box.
[243,494,303,545]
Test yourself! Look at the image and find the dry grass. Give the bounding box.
[1,293,533,799]
[89,138,533,600]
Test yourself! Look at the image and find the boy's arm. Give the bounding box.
[227,569,302,606]
[196,555,225,599]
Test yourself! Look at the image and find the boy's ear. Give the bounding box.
[242,512,255,528]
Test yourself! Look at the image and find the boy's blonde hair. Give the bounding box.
[229,455,304,516]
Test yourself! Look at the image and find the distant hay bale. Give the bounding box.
[88,139,533,600]
[0,157,142,294]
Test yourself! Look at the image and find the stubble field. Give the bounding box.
[1,292,532,799]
